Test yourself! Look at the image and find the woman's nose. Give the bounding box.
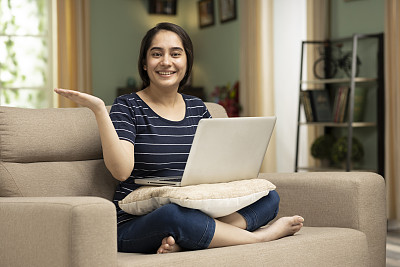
[161,55,171,65]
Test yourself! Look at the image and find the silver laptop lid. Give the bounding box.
[180,116,276,186]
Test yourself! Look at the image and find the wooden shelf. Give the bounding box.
[299,122,376,127]
[300,77,377,84]
[297,166,378,173]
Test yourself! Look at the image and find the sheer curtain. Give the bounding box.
[306,0,330,167]
[56,0,92,108]
[239,0,276,172]
[385,0,400,222]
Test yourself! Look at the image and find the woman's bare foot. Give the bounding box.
[157,236,182,254]
[254,215,304,242]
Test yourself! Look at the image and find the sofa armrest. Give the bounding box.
[260,171,386,266]
[0,197,117,267]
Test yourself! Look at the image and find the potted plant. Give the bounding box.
[310,135,336,166]
[331,136,364,166]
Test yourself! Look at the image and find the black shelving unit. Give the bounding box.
[295,33,384,175]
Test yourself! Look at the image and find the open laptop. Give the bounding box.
[134,116,276,186]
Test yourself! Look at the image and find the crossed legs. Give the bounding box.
[157,191,304,253]
[157,213,304,253]
[157,212,304,253]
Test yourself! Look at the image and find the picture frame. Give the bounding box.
[148,0,177,15]
[198,0,215,28]
[219,0,236,23]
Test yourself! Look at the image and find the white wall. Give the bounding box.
[273,0,307,172]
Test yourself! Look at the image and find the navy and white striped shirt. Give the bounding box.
[110,93,212,225]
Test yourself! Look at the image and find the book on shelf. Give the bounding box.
[331,87,366,123]
[309,90,332,122]
[301,90,332,123]
[332,86,349,123]
[353,87,367,122]
[300,91,314,122]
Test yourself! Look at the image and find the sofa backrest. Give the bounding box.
[0,102,227,200]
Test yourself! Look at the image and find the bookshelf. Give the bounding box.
[300,77,377,84]
[294,33,384,175]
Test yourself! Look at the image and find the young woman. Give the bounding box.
[55,22,304,254]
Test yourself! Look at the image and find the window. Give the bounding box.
[0,0,53,108]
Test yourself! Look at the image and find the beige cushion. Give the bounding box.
[0,106,102,163]
[118,179,276,217]
[0,160,117,199]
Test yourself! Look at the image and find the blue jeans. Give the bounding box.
[117,190,280,253]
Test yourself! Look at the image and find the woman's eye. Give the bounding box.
[172,52,181,57]
[152,52,162,57]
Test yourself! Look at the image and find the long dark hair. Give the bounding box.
[138,22,193,90]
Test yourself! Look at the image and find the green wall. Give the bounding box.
[330,0,384,39]
[188,2,240,99]
[91,0,240,105]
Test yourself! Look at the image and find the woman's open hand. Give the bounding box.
[54,88,105,113]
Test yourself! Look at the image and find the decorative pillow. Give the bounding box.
[118,179,276,218]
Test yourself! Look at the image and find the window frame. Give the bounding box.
[0,0,56,108]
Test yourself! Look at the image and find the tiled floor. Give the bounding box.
[387,230,400,267]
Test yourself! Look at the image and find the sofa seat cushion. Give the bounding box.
[116,227,368,267]
[118,179,276,217]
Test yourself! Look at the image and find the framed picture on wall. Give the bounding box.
[198,0,215,28]
[219,0,236,23]
[148,0,177,15]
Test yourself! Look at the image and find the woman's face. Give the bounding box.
[144,30,187,91]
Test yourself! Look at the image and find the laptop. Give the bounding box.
[134,116,276,186]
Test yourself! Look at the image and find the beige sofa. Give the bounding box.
[0,103,386,267]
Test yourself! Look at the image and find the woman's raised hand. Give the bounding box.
[54,88,105,113]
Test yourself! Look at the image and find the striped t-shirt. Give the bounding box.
[109,93,212,225]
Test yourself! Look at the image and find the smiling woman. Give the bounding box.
[144,33,187,93]
[55,22,303,255]
[137,23,193,92]
[135,24,191,122]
